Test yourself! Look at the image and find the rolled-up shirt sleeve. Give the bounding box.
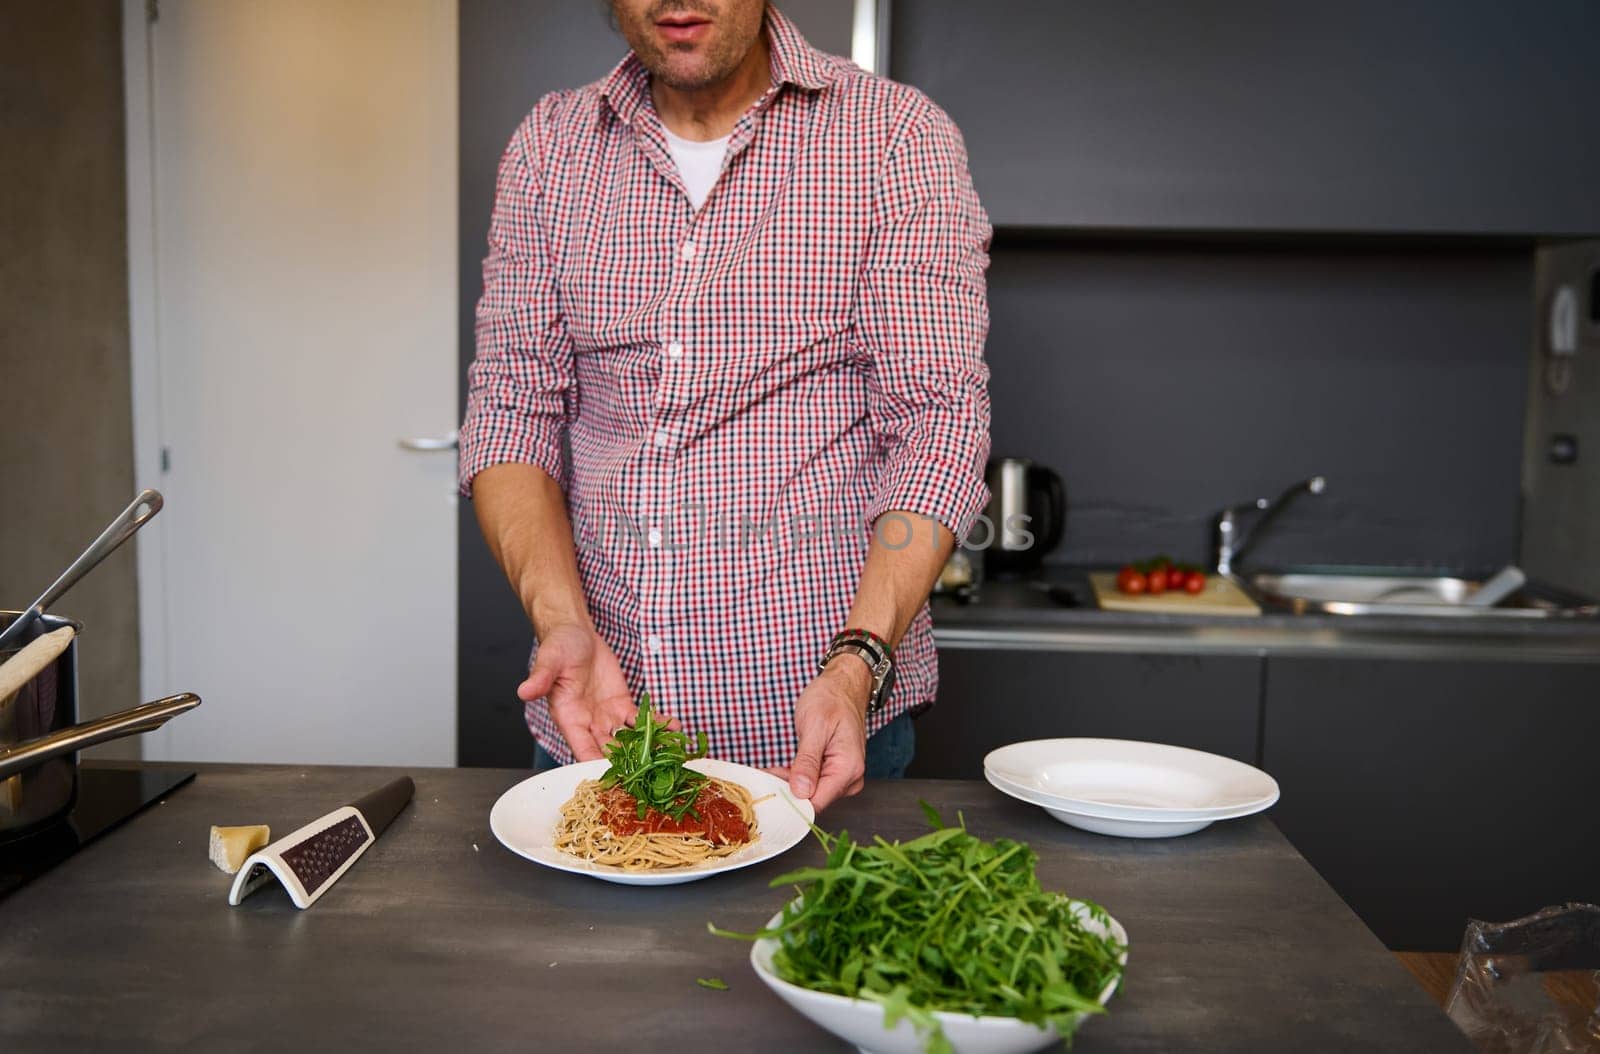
[857,101,993,537]
[458,109,574,495]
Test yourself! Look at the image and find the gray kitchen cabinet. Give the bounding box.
[891,1,1600,235]
[909,648,1262,779]
[1262,656,1600,950]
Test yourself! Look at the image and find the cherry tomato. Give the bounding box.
[1165,566,1188,591]
[1145,568,1168,594]
[1184,571,1206,594]
[1116,566,1146,594]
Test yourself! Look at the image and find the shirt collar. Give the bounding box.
[599,4,837,127]
[764,5,835,92]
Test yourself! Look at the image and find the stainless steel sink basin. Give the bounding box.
[1248,573,1598,618]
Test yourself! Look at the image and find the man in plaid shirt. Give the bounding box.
[460,0,991,810]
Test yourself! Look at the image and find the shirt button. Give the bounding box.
[646,635,664,655]
[647,528,663,548]
[666,341,684,360]
[653,429,670,448]
[678,240,697,262]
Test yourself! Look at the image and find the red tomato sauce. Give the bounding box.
[598,783,751,845]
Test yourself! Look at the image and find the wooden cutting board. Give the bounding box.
[1089,571,1261,617]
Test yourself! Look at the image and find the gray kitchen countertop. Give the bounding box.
[0,762,1470,1052]
[932,574,1600,662]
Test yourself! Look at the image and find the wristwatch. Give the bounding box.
[819,628,895,713]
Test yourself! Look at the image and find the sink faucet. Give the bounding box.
[1214,476,1327,576]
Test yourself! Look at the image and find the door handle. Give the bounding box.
[398,430,458,452]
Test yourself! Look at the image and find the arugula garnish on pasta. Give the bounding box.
[599,693,710,822]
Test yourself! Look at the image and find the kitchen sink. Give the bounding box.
[1247,572,1599,619]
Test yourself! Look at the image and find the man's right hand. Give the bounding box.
[472,464,677,761]
[516,623,662,761]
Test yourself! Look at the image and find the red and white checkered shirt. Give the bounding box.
[459,8,992,767]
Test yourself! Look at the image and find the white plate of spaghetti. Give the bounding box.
[489,696,815,886]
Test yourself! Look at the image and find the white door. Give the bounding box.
[127,0,458,765]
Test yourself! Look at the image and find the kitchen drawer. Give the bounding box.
[1263,656,1600,949]
[909,649,1262,779]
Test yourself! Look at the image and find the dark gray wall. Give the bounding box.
[457,1,860,765]
[783,0,853,59]
[0,2,142,758]
[989,241,1533,572]
[457,2,621,767]
[892,0,1600,235]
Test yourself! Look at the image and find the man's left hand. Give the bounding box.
[778,659,870,812]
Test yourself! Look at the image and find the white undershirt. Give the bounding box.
[662,125,731,211]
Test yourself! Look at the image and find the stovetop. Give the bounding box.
[0,766,194,901]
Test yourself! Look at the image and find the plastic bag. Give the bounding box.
[1445,903,1600,1053]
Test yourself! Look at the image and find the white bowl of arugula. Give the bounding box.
[714,805,1128,1054]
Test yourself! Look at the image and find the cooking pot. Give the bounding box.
[0,611,198,842]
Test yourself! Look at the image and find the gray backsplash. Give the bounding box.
[985,241,1532,573]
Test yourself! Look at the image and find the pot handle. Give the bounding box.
[0,489,163,653]
[0,693,200,780]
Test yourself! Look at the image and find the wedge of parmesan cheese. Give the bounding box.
[209,824,270,874]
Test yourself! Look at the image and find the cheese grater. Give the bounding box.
[228,776,413,909]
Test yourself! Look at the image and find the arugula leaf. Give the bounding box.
[710,803,1125,1053]
[695,977,729,991]
[599,693,709,821]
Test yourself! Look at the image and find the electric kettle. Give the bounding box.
[980,457,1066,575]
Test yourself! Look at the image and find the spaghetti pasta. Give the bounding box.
[554,776,760,871]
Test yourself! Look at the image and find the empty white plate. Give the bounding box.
[983,768,1226,838]
[983,739,1278,838]
[983,765,1275,824]
[489,758,815,886]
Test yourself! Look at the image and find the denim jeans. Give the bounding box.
[533,712,916,777]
